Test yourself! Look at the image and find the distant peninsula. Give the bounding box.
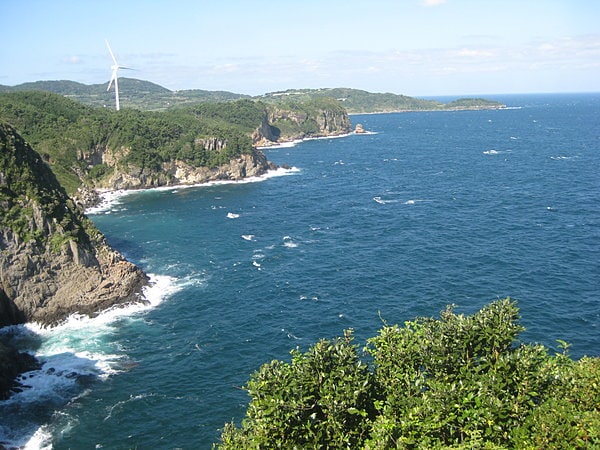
[0,80,505,204]
[0,79,505,114]
[259,88,506,114]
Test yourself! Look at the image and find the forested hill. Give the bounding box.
[260,88,506,113]
[0,78,251,111]
[0,79,505,113]
[0,79,251,111]
[0,91,350,196]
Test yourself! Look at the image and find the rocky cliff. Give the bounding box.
[260,100,352,145]
[82,146,276,193]
[0,122,148,327]
[0,122,149,398]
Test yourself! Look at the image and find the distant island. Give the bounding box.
[0,78,506,113]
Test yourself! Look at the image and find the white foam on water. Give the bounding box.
[373,196,399,205]
[86,167,300,215]
[85,189,136,215]
[283,236,298,248]
[258,130,363,150]
[256,139,304,149]
[0,274,180,449]
[404,199,431,205]
[23,426,53,450]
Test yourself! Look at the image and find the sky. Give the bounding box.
[1,0,599,97]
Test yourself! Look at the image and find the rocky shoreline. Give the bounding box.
[0,123,150,399]
[0,121,347,400]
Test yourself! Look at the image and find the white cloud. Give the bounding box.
[138,33,600,95]
[62,55,82,64]
[421,0,447,7]
[455,49,494,58]
[213,63,239,74]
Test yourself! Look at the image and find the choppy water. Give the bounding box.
[1,93,599,449]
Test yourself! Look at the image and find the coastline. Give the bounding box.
[347,104,508,116]
[0,273,181,449]
[87,130,369,213]
[256,129,371,150]
[86,165,301,215]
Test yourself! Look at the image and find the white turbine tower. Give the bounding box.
[105,40,131,110]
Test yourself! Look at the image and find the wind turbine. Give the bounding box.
[105,40,132,110]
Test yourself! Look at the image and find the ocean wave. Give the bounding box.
[85,189,136,215]
[257,131,361,150]
[256,139,304,149]
[0,274,179,450]
[483,149,512,155]
[550,155,578,161]
[283,236,298,248]
[373,196,399,205]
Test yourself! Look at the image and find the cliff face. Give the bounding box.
[262,103,351,144]
[0,122,148,327]
[96,149,276,191]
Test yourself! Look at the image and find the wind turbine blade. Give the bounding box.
[105,39,118,65]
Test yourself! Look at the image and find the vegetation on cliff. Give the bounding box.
[266,97,350,140]
[0,122,147,327]
[0,91,260,193]
[217,299,599,449]
[0,91,350,194]
[0,121,94,246]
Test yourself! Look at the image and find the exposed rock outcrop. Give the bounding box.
[0,122,148,327]
[0,341,40,400]
[0,122,149,398]
[101,149,276,191]
[257,103,352,146]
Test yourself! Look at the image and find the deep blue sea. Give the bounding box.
[1,93,599,449]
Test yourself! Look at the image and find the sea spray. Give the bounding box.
[0,274,180,449]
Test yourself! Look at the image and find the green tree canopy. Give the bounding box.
[217,299,599,449]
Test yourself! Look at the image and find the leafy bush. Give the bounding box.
[216,299,599,449]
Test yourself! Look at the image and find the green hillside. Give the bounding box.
[0,91,259,192]
[0,79,249,111]
[0,91,350,193]
[0,79,505,113]
[260,87,446,113]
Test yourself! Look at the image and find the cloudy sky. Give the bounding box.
[1,0,598,96]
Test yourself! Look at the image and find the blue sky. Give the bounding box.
[2,0,598,96]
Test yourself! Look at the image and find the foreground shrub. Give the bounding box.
[216,299,599,449]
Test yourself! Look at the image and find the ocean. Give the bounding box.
[1,93,598,449]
